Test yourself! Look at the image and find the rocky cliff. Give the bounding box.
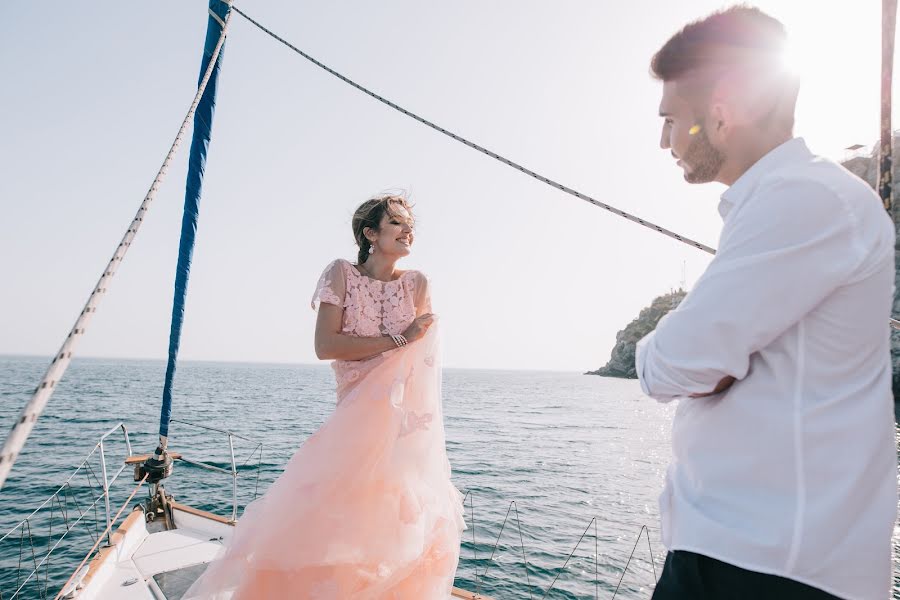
[840,145,900,400]
[586,290,686,379]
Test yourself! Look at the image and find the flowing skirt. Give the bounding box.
[184,326,464,599]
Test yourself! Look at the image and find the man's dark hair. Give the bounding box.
[651,5,798,130]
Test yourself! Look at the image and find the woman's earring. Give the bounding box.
[368,244,375,255]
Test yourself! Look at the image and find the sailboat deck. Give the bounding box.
[73,503,489,599]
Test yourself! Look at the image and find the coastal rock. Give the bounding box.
[841,143,900,401]
[586,290,686,379]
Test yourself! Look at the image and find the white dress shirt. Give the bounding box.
[636,138,897,599]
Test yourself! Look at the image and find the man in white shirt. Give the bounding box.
[638,7,897,600]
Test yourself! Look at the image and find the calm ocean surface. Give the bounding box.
[1,355,898,599]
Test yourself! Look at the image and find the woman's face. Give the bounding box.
[369,204,414,258]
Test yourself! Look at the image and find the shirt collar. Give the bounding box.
[718,137,812,219]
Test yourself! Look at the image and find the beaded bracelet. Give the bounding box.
[391,334,408,348]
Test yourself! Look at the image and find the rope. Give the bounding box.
[0,7,233,492]
[230,6,715,255]
[231,6,900,332]
[7,475,143,599]
[476,500,533,600]
[540,517,599,600]
[612,525,657,599]
[52,475,148,600]
[455,493,661,598]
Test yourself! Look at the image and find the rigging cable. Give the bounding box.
[231,5,900,333]
[0,3,233,492]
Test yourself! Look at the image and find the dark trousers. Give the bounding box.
[651,551,842,600]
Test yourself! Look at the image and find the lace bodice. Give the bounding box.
[312,259,432,399]
[312,259,430,337]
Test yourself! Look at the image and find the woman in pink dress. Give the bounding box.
[185,195,465,599]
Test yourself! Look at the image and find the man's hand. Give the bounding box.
[690,376,736,398]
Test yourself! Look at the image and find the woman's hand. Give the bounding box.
[402,313,435,342]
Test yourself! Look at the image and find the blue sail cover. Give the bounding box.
[159,0,230,440]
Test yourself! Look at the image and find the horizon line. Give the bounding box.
[0,352,587,375]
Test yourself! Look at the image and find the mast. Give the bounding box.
[880,0,897,212]
[881,0,900,402]
[142,0,232,484]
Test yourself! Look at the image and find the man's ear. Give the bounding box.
[708,102,731,142]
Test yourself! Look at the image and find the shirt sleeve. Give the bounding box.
[311,260,346,310]
[636,175,865,402]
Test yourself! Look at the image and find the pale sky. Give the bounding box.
[0,1,890,371]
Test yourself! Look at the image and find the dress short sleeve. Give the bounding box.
[413,271,432,316]
[311,260,346,310]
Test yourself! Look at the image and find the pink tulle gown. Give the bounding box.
[184,259,465,599]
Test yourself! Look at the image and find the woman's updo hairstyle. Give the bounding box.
[352,194,413,264]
